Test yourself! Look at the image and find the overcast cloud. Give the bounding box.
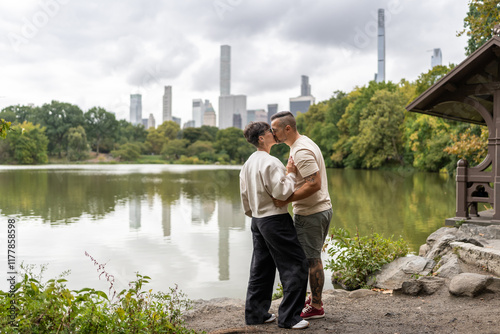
[0,0,469,125]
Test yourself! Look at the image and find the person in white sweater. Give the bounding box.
[240,121,309,330]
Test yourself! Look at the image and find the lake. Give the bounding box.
[0,164,456,300]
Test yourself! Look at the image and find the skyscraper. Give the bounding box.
[219,94,246,129]
[203,100,217,127]
[130,94,142,125]
[267,104,278,124]
[431,48,442,68]
[148,113,156,129]
[218,45,247,129]
[301,75,311,96]
[290,76,315,117]
[192,99,204,127]
[220,45,231,96]
[376,9,385,83]
[163,86,172,124]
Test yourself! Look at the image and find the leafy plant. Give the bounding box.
[325,227,409,290]
[271,283,283,300]
[0,263,200,334]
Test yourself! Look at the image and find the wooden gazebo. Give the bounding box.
[407,35,500,225]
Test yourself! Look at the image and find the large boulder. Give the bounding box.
[401,276,445,296]
[448,273,493,297]
[367,256,436,290]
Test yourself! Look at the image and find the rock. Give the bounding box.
[451,241,500,276]
[449,273,493,297]
[367,256,436,290]
[402,256,435,276]
[426,227,459,247]
[435,253,462,278]
[348,289,377,298]
[459,223,500,240]
[401,280,421,295]
[486,277,500,293]
[401,276,445,296]
[425,234,460,261]
[419,244,430,257]
[418,276,445,295]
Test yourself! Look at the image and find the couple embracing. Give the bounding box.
[239,111,333,330]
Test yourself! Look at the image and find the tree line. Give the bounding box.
[0,64,490,170]
[0,102,255,165]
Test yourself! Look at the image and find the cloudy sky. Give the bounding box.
[0,0,470,126]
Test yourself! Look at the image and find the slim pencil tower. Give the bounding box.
[376,9,385,82]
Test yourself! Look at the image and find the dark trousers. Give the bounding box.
[245,213,308,328]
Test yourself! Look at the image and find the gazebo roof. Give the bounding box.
[406,36,500,125]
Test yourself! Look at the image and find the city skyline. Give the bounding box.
[0,1,469,126]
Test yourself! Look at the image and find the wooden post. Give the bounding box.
[456,159,468,219]
[493,89,500,221]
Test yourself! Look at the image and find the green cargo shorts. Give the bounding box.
[294,208,333,259]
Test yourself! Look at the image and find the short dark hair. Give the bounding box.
[243,122,270,148]
[270,111,296,131]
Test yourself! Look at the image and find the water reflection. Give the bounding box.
[0,165,456,299]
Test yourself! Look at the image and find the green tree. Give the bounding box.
[162,139,189,160]
[115,119,148,144]
[110,142,141,161]
[6,121,49,164]
[351,89,407,168]
[187,140,216,161]
[334,81,398,168]
[214,127,255,163]
[457,0,500,55]
[146,121,180,155]
[65,126,89,161]
[0,119,11,139]
[35,101,85,156]
[84,107,118,154]
[0,104,36,124]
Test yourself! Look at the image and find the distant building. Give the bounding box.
[219,94,246,129]
[148,113,156,129]
[172,116,181,126]
[431,48,442,68]
[289,76,315,117]
[376,9,385,82]
[192,99,204,127]
[255,109,267,122]
[220,45,231,96]
[233,114,242,129]
[246,109,267,125]
[183,120,195,129]
[130,94,142,125]
[142,118,148,128]
[203,100,217,127]
[218,45,247,129]
[267,104,278,124]
[163,86,172,123]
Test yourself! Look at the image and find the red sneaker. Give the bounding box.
[300,304,325,319]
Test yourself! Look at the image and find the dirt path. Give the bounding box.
[184,288,500,333]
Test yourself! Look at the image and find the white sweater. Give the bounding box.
[239,151,296,218]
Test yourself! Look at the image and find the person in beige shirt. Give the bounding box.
[239,121,309,330]
[271,111,333,320]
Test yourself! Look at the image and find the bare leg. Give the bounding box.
[308,258,324,309]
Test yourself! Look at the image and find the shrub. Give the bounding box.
[325,227,409,290]
[0,264,199,334]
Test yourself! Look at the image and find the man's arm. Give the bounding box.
[273,171,321,207]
